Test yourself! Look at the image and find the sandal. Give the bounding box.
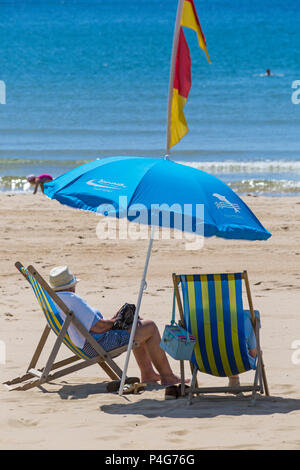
[106,377,140,393]
[164,385,179,400]
[177,384,190,397]
[123,383,146,395]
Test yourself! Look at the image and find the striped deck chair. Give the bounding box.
[172,271,269,405]
[4,262,139,391]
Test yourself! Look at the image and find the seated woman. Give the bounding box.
[27,173,53,194]
[49,265,187,386]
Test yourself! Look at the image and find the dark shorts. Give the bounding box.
[82,329,130,357]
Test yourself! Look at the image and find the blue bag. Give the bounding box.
[160,291,196,360]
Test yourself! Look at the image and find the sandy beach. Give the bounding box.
[1,192,300,450]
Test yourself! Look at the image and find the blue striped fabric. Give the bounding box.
[179,273,252,377]
[21,267,90,360]
[82,330,130,357]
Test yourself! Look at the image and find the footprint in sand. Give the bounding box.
[8,418,39,428]
[100,434,122,442]
[169,437,185,445]
[173,429,188,437]
[277,384,298,396]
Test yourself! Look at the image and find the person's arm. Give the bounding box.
[33,181,39,194]
[249,347,257,358]
[90,318,114,334]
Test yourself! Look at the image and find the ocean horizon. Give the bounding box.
[0,0,299,195]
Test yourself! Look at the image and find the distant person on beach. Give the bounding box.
[49,266,188,386]
[27,173,53,194]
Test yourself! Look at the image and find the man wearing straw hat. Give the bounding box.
[49,266,186,387]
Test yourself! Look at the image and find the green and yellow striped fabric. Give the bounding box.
[180,273,252,377]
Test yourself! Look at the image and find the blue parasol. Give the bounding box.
[45,156,271,393]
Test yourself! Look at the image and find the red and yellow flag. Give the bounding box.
[169,0,210,150]
[181,0,210,63]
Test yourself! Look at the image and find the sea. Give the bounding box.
[0,0,299,195]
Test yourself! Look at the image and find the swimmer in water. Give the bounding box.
[27,174,53,194]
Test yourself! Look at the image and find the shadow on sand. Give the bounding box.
[41,382,300,420]
[41,381,162,400]
[99,394,300,419]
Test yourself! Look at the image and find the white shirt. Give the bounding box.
[56,291,103,348]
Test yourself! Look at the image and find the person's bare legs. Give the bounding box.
[131,319,189,386]
[228,375,240,387]
[133,343,161,383]
[228,348,257,388]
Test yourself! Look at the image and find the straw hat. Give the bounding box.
[49,266,80,292]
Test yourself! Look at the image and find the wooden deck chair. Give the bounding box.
[172,271,269,405]
[4,262,139,391]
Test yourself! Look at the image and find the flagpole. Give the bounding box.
[166,0,185,156]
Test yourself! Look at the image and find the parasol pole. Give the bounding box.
[118,225,156,395]
[166,0,185,156]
